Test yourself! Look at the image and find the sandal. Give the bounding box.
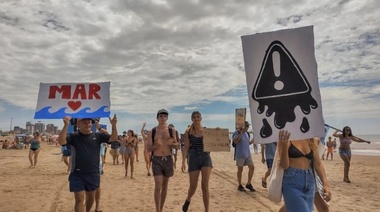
[344,178,351,183]
[262,178,267,188]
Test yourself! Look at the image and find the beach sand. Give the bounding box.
[0,143,379,212]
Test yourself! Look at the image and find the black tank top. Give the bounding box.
[288,142,313,160]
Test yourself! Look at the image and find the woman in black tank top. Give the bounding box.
[277,130,331,212]
[181,111,213,212]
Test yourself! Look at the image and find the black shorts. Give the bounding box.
[69,171,100,192]
[152,155,174,177]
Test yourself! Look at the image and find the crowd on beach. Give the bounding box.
[1,109,372,212]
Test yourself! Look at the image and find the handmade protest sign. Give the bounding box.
[34,82,111,119]
[202,128,230,152]
[235,108,246,130]
[241,26,325,144]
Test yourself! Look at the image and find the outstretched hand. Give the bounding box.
[63,116,72,126]
[109,114,117,126]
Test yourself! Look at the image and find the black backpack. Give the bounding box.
[151,126,174,159]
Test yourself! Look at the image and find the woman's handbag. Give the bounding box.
[267,145,284,203]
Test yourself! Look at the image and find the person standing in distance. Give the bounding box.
[232,121,255,192]
[58,115,118,212]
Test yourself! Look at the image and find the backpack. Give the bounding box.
[232,131,250,160]
[151,126,174,159]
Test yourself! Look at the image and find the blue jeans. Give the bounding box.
[282,167,315,212]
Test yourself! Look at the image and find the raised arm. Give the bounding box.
[332,130,340,138]
[58,116,71,145]
[108,114,118,142]
[141,122,148,141]
[351,135,371,144]
[279,130,291,170]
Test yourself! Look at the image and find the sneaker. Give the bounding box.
[237,185,246,192]
[246,184,256,192]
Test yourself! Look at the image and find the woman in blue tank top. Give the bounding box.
[28,132,42,168]
[181,111,213,212]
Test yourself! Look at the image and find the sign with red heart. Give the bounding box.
[68,101,82,111]
[34,82,111,119]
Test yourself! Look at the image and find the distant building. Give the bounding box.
[46,124,55,134]
[26,122,34,135]
[35,122,45,133]
[54,126,59,134]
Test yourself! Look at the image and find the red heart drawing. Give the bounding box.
[68,101,82,111]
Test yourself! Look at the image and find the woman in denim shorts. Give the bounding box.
[181,111,213,212]
[278,130,331,212]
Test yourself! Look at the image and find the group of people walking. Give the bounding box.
[50,107,371,212]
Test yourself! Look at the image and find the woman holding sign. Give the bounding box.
[278,130,331,212]
[181,111,213,212]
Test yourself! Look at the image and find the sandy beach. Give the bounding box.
[0,142,379,212]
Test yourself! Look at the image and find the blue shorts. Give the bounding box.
[62,150,71,157]
[266,159,274,169]
[69,171,100,192]
[339,149,351,157]
[188,150,213,172]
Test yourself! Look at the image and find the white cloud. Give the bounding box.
[0,0,379,133]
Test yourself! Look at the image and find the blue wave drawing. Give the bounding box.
[34,106,110,119]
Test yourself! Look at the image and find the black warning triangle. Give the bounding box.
[253,40,311,100]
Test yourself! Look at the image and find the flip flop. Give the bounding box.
[262,178,267,188]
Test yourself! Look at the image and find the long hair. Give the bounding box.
[342,126,352,137]
[128,130,134,137]
[308,138,318,153]
[188,111,202,136]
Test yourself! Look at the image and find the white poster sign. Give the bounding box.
[241,26,325,144]
[34,82,111,119]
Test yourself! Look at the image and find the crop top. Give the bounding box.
[288,142,313,160]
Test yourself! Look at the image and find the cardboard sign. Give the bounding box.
[235,108,246,130]
[241,26,325,143]
[202,128,230,152]
[34,82,111,119]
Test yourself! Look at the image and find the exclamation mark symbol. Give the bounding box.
[273,51,284,91]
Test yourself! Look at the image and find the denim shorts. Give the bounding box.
[266,159,273,169]
[339,148,351,157]
[69,171,100,192]
[62,149,71,157]
[282,167,315,212]
[188,150,213,172]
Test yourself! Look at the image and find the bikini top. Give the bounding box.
[341,137,352,144]
[288,142,313,160]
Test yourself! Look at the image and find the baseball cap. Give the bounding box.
[157,109,169,118]
[77,118,95,124]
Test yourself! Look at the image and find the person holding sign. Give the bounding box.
[232,121,255,192]
[278,130,331,212]
[146,109,178,212]
[181,111,213,212]
[333,126,370,183]
[58,115,118,212]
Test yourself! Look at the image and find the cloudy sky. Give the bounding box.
[1,0,379,135]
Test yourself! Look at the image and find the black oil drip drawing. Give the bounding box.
[252,40,318,138]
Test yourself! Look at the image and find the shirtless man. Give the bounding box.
[147,109,178,212]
